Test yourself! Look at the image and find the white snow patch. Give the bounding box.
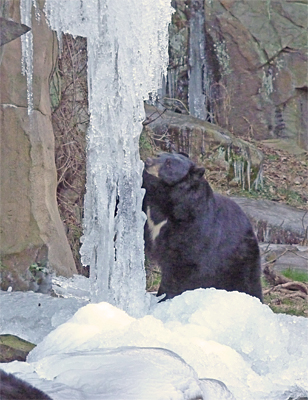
[1,289,307,399]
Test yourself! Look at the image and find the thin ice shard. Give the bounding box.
[20,0,40,114]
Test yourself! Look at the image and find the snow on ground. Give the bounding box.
[1,287,307,400]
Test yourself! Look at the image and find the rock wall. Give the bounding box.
[0,0,77,292]
[143,104,264,190]
[168,0,308,151]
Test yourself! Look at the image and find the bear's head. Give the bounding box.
[143,153,211,222]
[143,153,205,186]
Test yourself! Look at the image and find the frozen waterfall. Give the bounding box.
[21,0,173,317]
[188,0,207,120]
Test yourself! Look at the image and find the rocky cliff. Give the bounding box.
[0,0,77,292]
[168,0,308,151]
[1,0,306,291]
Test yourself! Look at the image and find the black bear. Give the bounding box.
[0,369,52,400]
[142,152,263,301]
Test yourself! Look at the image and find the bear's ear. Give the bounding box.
[191,167,205,180]
[178,151,189,158]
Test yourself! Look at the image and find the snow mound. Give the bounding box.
[21,289,308,400]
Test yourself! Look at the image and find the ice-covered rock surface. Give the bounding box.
[6,348,204,400]
[0,290,88,344]
[1,288,307,399]
[42,0,173,318]
[2,346,236,400]
[51,274,91,301]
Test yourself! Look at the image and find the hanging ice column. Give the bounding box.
[44,0,172,317]
[20,0,38,114]
[188,0,208,120]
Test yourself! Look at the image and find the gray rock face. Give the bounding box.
[168,0,308,151]
[260,243,308,274]
[205,0,308,150]
[232,198,308,274]
[0,0,77,291]
[144,104,264,190]
[232,197,308,244]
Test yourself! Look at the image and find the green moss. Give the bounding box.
[214,40,232,76]
[267,154,280,161]
[278,187,305,205]
[145,256,161,292]
[139,128,156,161]
[281,268,308,283]
[140,133,152,152]
[0,334,35,352]
[269,304,305,317]
[261,276,270,289]
[29,263,46,273]
[250,165,260,186]
[263,292,308,317]
[233,181,307,208]
[0,261,8,271]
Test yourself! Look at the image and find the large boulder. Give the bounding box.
[231,197,308,245]
[0,0,77,292]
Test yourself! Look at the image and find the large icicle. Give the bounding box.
[188,0,207,120]
[44,0,172,317]
[20,0,37,114]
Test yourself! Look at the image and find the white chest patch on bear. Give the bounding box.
[147,206,167,242]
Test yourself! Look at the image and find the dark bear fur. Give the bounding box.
[142,153,263,301]
[0,370,51,400]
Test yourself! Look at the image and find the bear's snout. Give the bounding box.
[144,157,160,178]
[145,157,154,167]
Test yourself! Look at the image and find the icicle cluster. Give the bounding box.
[43,0,173,317]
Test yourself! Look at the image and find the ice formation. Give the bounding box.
[20,0,39,114]
[188,0,207,120]
[39,0,172,316]
[0,290,87,344]
[1,288,307,399]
